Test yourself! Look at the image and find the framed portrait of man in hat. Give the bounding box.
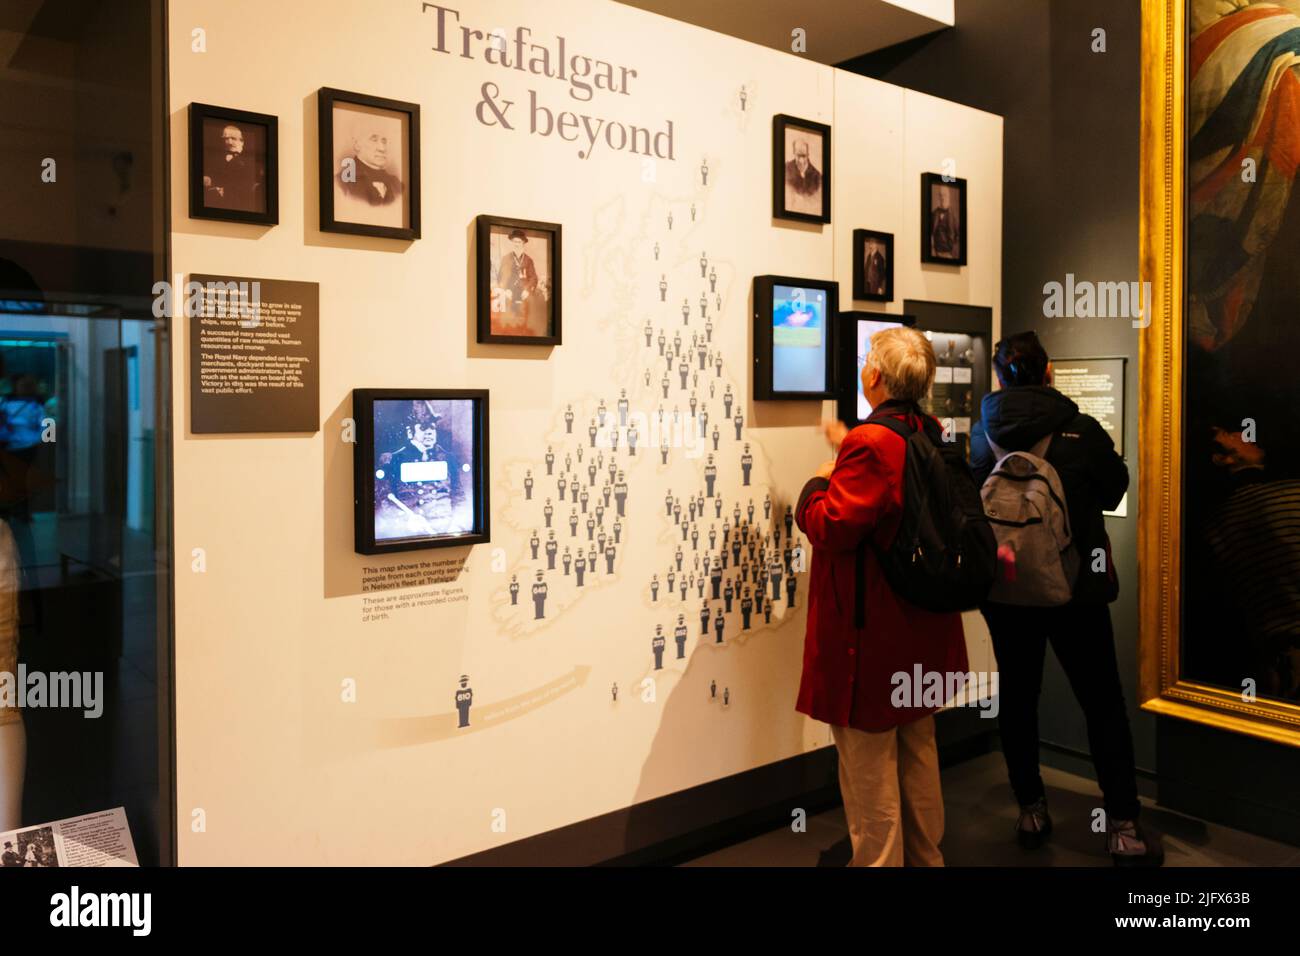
[353,389,490,554]
[318,87,420,241]
[475,214,562,345]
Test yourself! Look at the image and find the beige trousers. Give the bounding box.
[831,716,945,867]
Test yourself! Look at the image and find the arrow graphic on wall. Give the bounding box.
[374,665,592,748]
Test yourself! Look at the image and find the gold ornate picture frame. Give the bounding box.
[1139,0,1300,746]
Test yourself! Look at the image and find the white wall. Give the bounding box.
[168,0,1001,865]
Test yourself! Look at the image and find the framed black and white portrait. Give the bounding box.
[852,229,893,302]
[921,173,967,265]
[475,215,562,346]
[353,389,490,554]
[188,103,278,225]
[773,114,831,224]
[319,88,420,241]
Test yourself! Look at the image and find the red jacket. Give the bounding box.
[795,406,968,732]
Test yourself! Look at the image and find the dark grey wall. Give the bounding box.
[843,0,1149,768]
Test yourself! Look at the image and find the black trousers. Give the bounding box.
[982,601,1141,821]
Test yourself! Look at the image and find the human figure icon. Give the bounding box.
[610,428,620,453]
[597,399,608,427]
[741,587,753,629]
[561,546,572,576]
[715,292,721,311]
[657,328,667,355]
[604,541,616,574]
[712,425,721,451]
[608,461,617,484]
[714,608,725,643]
[739,85,747,110]
[723,687,730,706]
[595,502,605,527]
[741,444,753,486]
[689,393,699,418]
[644,319,653,346]
[681,298,690,326]
[668,210,673,230]
[667,566,676,593]
[598,529,607,554]
[723,385,734,419]
[584,515,595,541]
[665,489,674,517]
[578,488,589,514]
[602,483,612,508]
[763,493,772,520]
[587,461,597,487]
[708,526,718,551]
[611,681,618,701]
[660,438,670,464]
[531,570,548,620]
[674,614,688,658]
[679,575,688,601]
[754,574,766,614]
[699,293,707,319]
[614,472,628,517]
[783,507,794,538]
[711,679,718,699]
[699,602,710,636]
[688,498,697,522]
[546,495,558,526]
[617,389,630,426]
[705,319,713,343]
[690,202,696,222]
[723,577,734,612]
[530,530,540,559]
[699,406,709,438]
[524,469,534,500]
[585,419,596,449]
[764,601,773,624]
[613,518,623,544]
[575,551,587,586]
[701,159,709,186]
[627,424,638,455]
[564,404,574,434]
[456,675,473,728]
[731,536,742,568]
[568,509,579,537]
[769,556,784,601]
[747,498,756,524]
[558,474,568,500]
[659,274,667,302]
[679,359,689,389]
[733,409,744,440]
[785,571,796,609]
[673,500,682,525]
[509,574,520,605]
[710,562,723,599]
[704,455,718,498]
[576,442,583,465]
[709,266,717,292]
[651,573,659,601]
[652,625,666,670]
[545,531,559,570]
[654,241,660,261]
[690,525,700,551]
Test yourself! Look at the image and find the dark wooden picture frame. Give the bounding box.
[920,172,967,265]
[752,274,838,400]
[188,102,278,225]
[475,215,563,346]
[772,114,831,224]
[318,87,421,241]
[353,388,490,555]
[852,229,894,301]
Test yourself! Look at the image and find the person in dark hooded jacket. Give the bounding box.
[971,331,1160,866]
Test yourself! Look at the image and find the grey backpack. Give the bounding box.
[980,435,1079,606]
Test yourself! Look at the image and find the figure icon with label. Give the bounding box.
[564,404,574,434]
[733,409,744,440]
[705,318,713,344]
[605,541,616,574]
[786,571,797,609]
[681,298,690,326]
[650,573,659,601]
[784,507,794,539]
[568,509,579,537]
[531,570,548,620]
[674,614,688,658]
[524,469,534,500]
[617,389,629,427]
[545,446,555,476]
[714,608,725,644]
[690,202,697,222]
[575,550,587,586]
[562,546,572,576]
[558,473,567,501]
[699,601,710,636]
[741,587,753,629]
[545,531,558,570]
[613,518,622,543]
[508,574,519,605]
[679,359,690,390]
[741,444,753,486]
[723,385,733,420]
[701,159,709,186]
[627,424,638,456]
[652,625,666,670]
[709,266,717,293]
[455,675,473,728]
[699,293,707,319]
[739,85,748,111]
[712,425,721,451]
[597,399,608,427]
[614,472,629,517]
[724,577,734,612]
[769,555,784,601]
[611,682,618,702]
[530,529,540,559]
[763,493,772,520]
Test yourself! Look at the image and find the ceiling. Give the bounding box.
[615,0,953,65]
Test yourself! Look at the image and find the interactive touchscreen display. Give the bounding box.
[771,284,828,394]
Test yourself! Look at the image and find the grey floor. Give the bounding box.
[682,752,1300,866]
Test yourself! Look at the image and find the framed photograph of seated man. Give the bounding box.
[852,229,894,302]
[188,103,278,225]
[353,389,490,555]
[475,215,562,345]
[1140,0,1300,746]
[772,114,831,224]
[920,172,967,265]
[318,87,420,241]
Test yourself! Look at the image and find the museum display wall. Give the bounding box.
[167,0,1002,864]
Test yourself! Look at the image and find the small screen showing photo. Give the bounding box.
[372,398,476,544]
[771,284,827,393]
[855,319,903,420]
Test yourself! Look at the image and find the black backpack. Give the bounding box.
[856,407,997,619]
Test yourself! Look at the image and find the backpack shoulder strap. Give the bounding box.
[863,414,914,441]
[987,433,1053,464]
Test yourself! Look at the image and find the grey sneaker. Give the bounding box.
[1016,797,1052,849]
[1107,818,1164,867]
